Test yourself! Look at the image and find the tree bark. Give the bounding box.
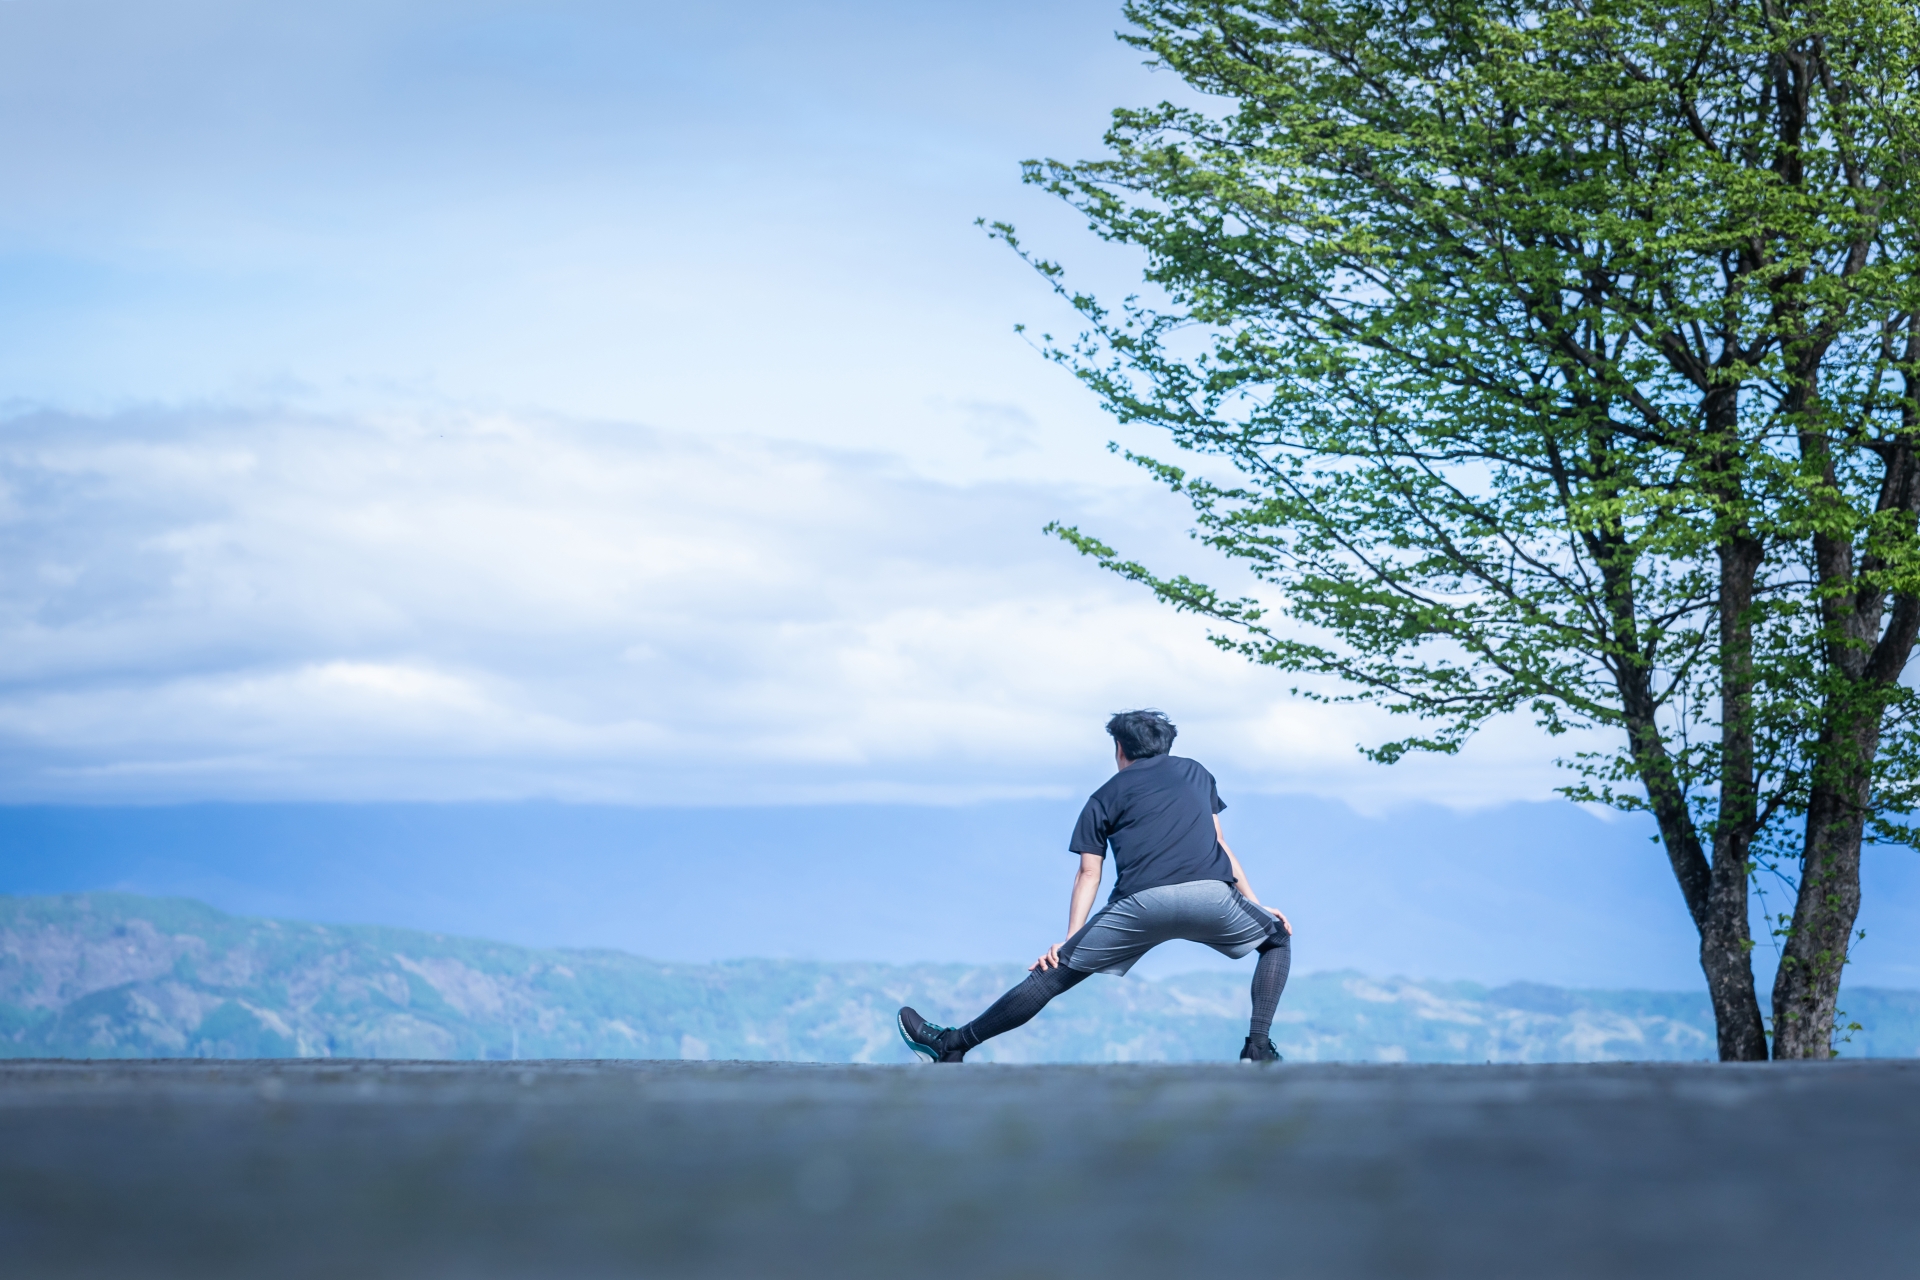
[1601,501,1767,1060]
[1704,532,1770,1060]
[1771,745,1871,1058]
[1667,372,1771,1062]
[1772,449,1877,1060]
[1771,415,1920,1055]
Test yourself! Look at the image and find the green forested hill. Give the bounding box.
[3,893,1915,1062]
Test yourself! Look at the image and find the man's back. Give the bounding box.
[1071,753,1233,902]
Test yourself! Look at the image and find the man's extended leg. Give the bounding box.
[952,963,1091,1052]
[1241,934,1291,1063]
[898,962,1091,1062]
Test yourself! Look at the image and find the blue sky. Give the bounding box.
[0,0,1915,992]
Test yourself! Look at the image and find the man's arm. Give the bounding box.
[1217,815,1292,935]
[1032,853,1104,971]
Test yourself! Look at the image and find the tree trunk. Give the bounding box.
[1770,759,1871,1059]
[1704,532,1769,1060]
[1771,383,1920,1058]
[1700,833,1767,1059]
[1607,530,1767,1060]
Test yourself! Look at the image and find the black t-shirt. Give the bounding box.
[1069,754,1232,903]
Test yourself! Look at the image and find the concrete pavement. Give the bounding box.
[2,1058,1915,1278]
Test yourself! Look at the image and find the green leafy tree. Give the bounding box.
[1004,0,1920,1058]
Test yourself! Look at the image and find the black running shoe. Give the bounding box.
[898,1006,966,1063]
[1239,1035,1282,1064]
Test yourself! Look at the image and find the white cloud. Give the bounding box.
[0,3,1631,816]
[0,404,1595,807]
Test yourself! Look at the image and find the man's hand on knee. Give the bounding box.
[1030,942,1066,971]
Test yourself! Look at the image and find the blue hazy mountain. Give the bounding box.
[3,894,1915,1062]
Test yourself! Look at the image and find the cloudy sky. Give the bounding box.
[2,0,1914,991]
[0,0,1577,808]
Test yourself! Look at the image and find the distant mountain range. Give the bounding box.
[3,893,1916,1063]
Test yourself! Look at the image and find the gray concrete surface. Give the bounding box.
[2,1058,1916,1278]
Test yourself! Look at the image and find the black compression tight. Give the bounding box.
[951,962,1090,1051]
[1249,934,1291,1040]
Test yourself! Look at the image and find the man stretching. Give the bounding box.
[898,709,1292,1064]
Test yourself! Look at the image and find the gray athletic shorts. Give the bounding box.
[1059,878,1283,977]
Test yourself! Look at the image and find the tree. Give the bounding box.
[1003,0,1920,1058]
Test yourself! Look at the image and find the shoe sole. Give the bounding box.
[897,1011,939,1063]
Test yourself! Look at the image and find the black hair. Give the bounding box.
[1106,709,1177,760]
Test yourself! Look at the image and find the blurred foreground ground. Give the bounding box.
[2,1059,1916,1279]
